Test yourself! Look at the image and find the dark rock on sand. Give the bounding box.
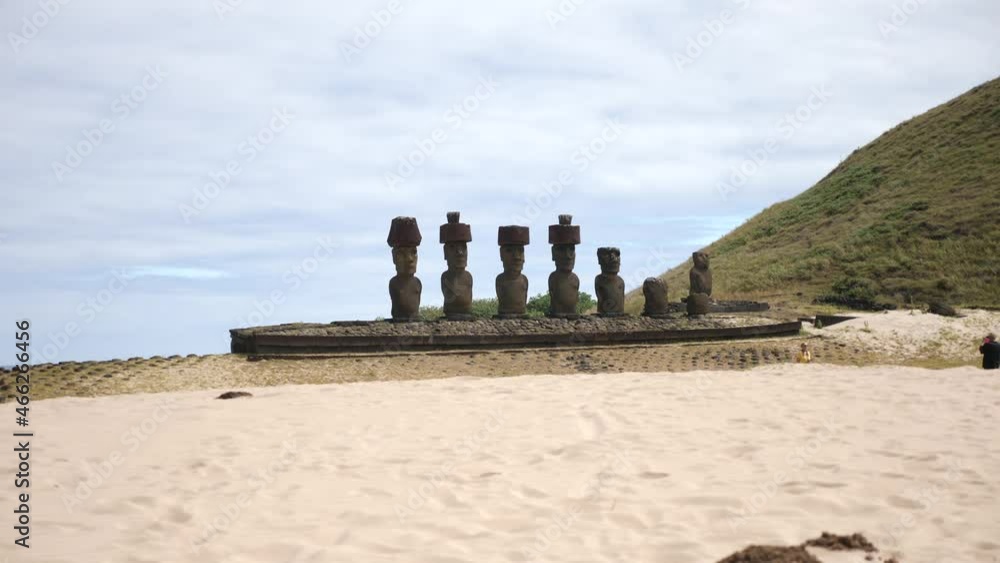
[928,301,959,317]
[716,545,821,563]
[216,391,253,400]
[803,532,876,552]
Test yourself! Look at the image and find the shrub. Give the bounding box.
[815,276,895,311]
[527,292,596,317]
[420,293,595,319]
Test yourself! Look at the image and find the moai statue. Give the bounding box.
[642,277,670,318]
[440,212,473,321]
[595,247,625,317]
[687,250,713,317]
[495,225,530,319]
[548,214,581,318]
[387,216,422,322]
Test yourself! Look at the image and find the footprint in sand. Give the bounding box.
[887,494,924,509]
[127,495,157,508]
[576,407,607,440]
[165,504,193,524]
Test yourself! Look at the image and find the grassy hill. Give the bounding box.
[626,77,1000,313]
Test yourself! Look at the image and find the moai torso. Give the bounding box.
[386,216,423,322]
[595,247,624,316]
[689,252,713,297]
[642,277,670,317]
[496,272,528,316]
[687,252,712,317]
[442,270,473,316]
[595,273,625,315]
[389,275,422,320]
[439,213,474,320]
[495,227,530,318]
[547,215,581,318]
[548,270,580,316]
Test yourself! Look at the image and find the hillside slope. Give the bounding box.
[627,77,1000,312]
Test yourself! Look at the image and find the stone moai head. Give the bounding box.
[392,247,418,275]
[693,251,710,271]
[598,247,621,275]
[549,214,580,272]
[643,277,669,316]
[440,211,472,270]
[498,225,530,274]
[387,216,422,275]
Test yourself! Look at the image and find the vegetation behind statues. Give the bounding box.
[420,292,597,320]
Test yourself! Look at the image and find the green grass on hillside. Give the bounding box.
[626,77,1000,313]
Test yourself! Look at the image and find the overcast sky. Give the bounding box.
[3,0,998,362]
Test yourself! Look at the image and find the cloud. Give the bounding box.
[2,0,998,360]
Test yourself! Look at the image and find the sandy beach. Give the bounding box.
[6,363,998,563]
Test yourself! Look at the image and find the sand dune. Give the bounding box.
[5,364,999,563]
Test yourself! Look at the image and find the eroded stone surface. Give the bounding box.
[388,217,422,321]
[643,277,670,317]
[548,215,580,318]
[688,251,713,317]
[496,226,530,318]
[440,212,473,320]
[595,247,625,316]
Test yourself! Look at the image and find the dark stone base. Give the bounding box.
[547,313,581,320]
[813,314,856,327]
[389,317,422,323]
[230,316,803,356]
[494,313,529,320]
[443,314,475,322]
[641,312,673,319]
[597,312,628,318]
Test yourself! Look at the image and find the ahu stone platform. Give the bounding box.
[230,315,801,356]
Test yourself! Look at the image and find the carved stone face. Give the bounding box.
[392,246,418,276]
[598,249,621,275]
[693,252,710,270]
[500,244,524,273]
[552,244,576,272]
[444,242,468,270]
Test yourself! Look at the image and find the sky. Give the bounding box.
[2,0,998,363]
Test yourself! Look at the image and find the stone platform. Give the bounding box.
[230,315,801,356]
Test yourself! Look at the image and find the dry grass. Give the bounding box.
[625,77,1000,313]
